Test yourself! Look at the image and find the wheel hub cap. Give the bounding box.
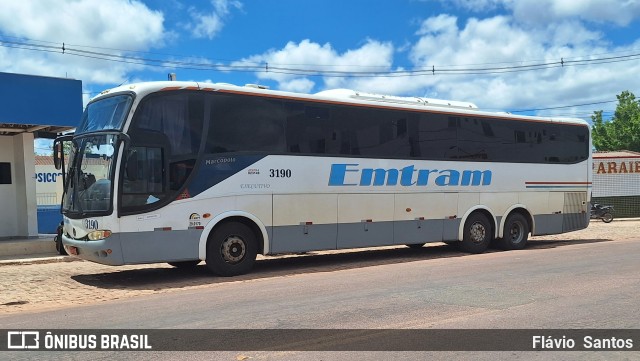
[470,222,486,243]
[510,222,523,243]
[221,236,246,264]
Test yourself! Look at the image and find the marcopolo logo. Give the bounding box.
[328,163,492,187]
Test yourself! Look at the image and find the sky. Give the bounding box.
[2,0,640,127]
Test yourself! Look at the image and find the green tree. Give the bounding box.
[591,91,640,151]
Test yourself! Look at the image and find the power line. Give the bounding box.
[0,37,630,117]
[509,100,617,113]
[3,38,640,78]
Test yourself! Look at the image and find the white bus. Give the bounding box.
[55,81,592,276]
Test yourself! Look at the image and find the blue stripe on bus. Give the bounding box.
[186,154,266,197]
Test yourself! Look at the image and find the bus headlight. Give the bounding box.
[87,230,112,241]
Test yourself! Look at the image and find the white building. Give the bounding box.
[592,150,640,218]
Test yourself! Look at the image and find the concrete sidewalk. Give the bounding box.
[0,235,76,265]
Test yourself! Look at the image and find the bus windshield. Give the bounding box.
[75,94,133,134]
[61,94,132,217]
[62,134,118,216]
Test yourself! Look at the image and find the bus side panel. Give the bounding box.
[531,191,564,236]
[393,193,448,244]
[562,191,589,232]
[337,194,395,249]
[442,193,460,241]
[270,194,337,253]
[517,192,549,236]
[120,229,202,264]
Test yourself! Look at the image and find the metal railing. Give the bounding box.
[36,192,59,206]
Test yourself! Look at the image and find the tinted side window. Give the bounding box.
[416,113,457,160]
[285,101,414,158]
[134,93,204,156]
[512,121,544,163]
[207,94,286,153]
[337,107,413,158]
[285,102,341,154]
[122,92,204,213]
[204,93,588,164]
[542,123,589,163]
[454,116,588,164]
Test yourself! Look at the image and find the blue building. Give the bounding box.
[0,72,82,238]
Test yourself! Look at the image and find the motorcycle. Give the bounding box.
[590,204,614,223]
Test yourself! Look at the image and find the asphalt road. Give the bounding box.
[1,232,639,360]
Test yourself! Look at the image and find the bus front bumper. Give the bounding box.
[62,234,125,266]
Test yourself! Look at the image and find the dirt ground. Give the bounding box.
[0,219,637,315]
[529,218,638,241]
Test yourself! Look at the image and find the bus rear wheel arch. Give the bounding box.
[205,221,258,276]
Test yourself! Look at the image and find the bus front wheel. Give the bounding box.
[206,222,258,277]
[459,212,492,254]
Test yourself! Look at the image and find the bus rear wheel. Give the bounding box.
[459,212,492,254]
[497,213,529,250]
[206,222,258,277]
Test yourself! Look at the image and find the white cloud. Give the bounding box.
[188,0,242,39]
[233,39,395,93]
[513,0,640,26]
[191,13,224,39]
[411,15,540,68]
[239,13,640,116]
[441,0,506,12]
[406,14,640,111]
[278,78,316,93]
[416,14,459,36]
[0,0,164,50]
[0,0,166,85]
[443,0,640,26]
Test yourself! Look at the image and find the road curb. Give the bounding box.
[0,255,83,266]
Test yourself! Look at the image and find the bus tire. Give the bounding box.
[406,243,425,249]
[206,222,258,277]
[168,260,201,268]
[459,212,492,254]
[54,235,68,255]
[497,213,529,250]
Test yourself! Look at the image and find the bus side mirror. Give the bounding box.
[53,140,63,170]
[53,134,73,170]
